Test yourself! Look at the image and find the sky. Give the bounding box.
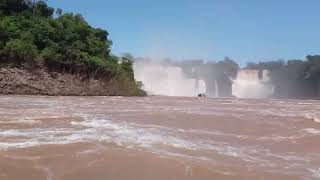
[47,0,320,66]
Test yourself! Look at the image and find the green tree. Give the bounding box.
[306,55,320,78]
[0,26,9,48]
[55,8,62,16]
[0,0,30,15]
[120,53,135,81]
[33,0,53,17]
[3,39,38,61]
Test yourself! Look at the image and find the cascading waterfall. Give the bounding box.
[214,79,219,97]
[232,69,274,98]
[195,79,199,90]
[133,60,274,98]
[195,79,207,94]
[133,61,206,97]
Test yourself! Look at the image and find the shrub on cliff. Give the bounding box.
[3,39,38,62]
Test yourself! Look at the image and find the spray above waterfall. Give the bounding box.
[133,57,238,97]
[133,60,206,97]
[214,80,219,97]
[232,69,274,98]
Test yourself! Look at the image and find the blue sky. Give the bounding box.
[48,0,320,65]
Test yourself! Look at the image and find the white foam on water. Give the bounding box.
[256,134,307,142]
[0,111,319,178]
[0,118,40,124]
[0,129,30,137]
[71,118,199,150]
[303,128,320,135]
[266,152,311,162]
[0,116,275,168]
[0,117,199,152]
[70,119,274,164]
[309,168,320,178]
[304,113,320,123]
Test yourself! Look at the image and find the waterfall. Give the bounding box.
[133,61,207,97]
[232,69,274,99]
[195,79,199,90]
[214,79,219,97]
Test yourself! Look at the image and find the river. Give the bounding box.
[0,96,319,179]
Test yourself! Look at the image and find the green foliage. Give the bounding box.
[0,25,8,48]
[0,1,4,15]
[217,57,239,78]
[33,0,54,17]
[247,60,285,71]
[0,0,144,95]
[1,17,21,39]
[0,1,113,64]
[0,1,114,65]
[0,0,29,16]
[3,39,38,61]
[40,47,61,61]
[306,55,320,78]
[120,53,135,81]
[55,8,62,16]
[307,55,320,63]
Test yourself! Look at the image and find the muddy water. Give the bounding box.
[0,96,320,180]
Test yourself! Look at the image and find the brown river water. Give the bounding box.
[0,96,319,180]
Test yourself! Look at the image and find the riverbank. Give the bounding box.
[0,64,146,96]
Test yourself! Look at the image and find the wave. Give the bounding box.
[0,116,278,166]
[0,114,319,178]
[302,128,320,135]
[304,113,320,123]
[309,168,320,178]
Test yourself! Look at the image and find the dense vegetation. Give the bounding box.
[0,0,145,96]
[246,55,320,98]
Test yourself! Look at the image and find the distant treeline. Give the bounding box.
[0,0,145,95]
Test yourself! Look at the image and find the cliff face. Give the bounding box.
[0,64,146,96]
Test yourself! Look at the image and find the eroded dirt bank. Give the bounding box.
[0,65,144,96]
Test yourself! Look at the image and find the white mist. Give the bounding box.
[133,61,206,96]
[232,69,274,99]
